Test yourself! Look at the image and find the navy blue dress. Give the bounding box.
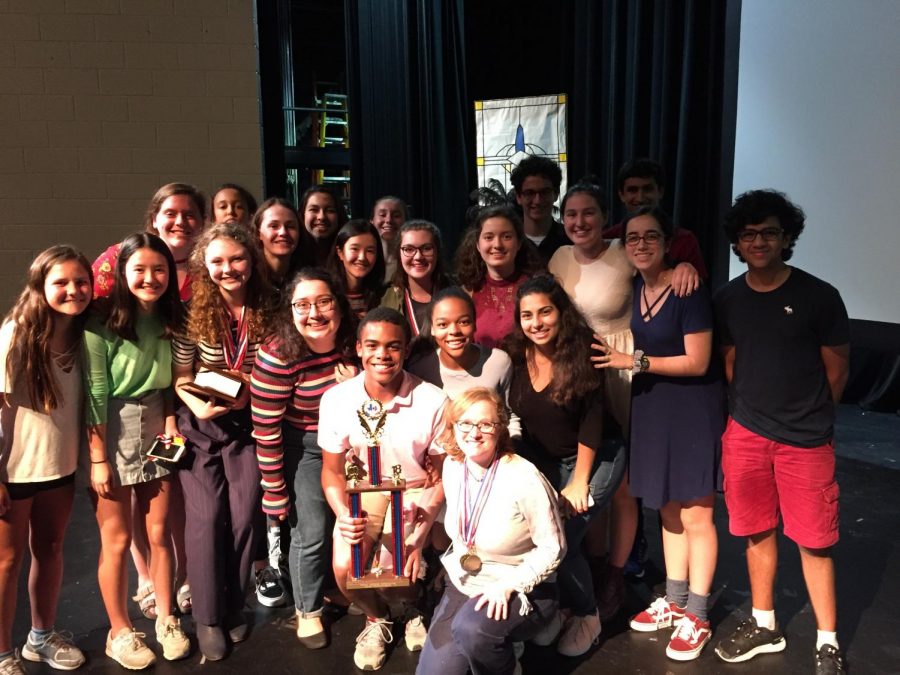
[629,278,725,509]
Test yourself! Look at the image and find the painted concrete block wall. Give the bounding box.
[0,0,263,311]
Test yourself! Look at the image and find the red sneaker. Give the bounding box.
[666,613,711,661]
[630,597,686,632]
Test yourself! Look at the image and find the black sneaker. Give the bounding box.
[815,644,845,675]
[714,616,787,663]
[255,566,287,607]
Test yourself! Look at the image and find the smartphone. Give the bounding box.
[146,435,186,463]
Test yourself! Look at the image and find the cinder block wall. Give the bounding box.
[0,0,263,312]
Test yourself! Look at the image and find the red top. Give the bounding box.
[472,271,529,350]
[603,223,708,280]
[92,242,193,301]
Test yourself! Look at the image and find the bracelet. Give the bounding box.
[632,349,650,375]
[90,458,107,464]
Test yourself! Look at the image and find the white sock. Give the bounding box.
[751,607,776,631]
[267,525,281,568]
[816,630,838,650]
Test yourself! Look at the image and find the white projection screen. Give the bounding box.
[731,0,900,325]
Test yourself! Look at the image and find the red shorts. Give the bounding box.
[721,417,839,549]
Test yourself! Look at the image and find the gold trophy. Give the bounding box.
[346,399,409,589]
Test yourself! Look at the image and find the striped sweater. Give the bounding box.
[251,340,346,516]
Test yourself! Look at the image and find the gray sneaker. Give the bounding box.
[21,630,86,670]
[0,653,25,675]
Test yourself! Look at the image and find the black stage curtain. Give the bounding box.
[346,0,472,252]
[565,0,739,283]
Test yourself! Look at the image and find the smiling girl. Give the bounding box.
[83,233,189,669]
[252,197,315,291]
[327,220,386,320]
[504,274,627,658]
[455,205,544,349]
[251,268,358,649]
[380,220,453,336]
[211,183,257,227]
[416,388,564,675]
[92,183,206,302]
[0,247,93,674]
[301,185,347,266]
[173,223,273,661]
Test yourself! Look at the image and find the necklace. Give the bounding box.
[458,453,500,575]
[641,277,672,322]
[486,277,516,318]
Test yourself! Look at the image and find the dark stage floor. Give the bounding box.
[11,405,900,674]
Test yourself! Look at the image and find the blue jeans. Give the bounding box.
[281,425,333,617]
[416,582,557,675]
[530,438,627,616]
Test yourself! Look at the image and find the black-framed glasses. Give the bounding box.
[291,296,335,315]
[455,421,499,435]
[399,244,436,258]
[737,227,783,243]
[520,188,555,200]
[624,231,664,246]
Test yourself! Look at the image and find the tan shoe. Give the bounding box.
[156,617,190,661]
[106,627,156,670]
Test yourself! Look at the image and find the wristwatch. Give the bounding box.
[632,349,650,374]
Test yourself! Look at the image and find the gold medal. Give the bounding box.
[460,550,483,574]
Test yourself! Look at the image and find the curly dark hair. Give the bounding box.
[615,158,665,193]
[105,233,185,341]
[511,155,563,194]
[407,285,475,361]
[267,267,357,363]
[503,274,601,406]
[454,204,545,291]
[723,189,805,262]
[325,220,386,314]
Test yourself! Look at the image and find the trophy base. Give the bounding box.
[347,573,411,590]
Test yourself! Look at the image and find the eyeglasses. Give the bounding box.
[455,421,500,435]
[399,244,436,258]
[520,188,555,200]
[737,227,783,243]
[624,231,664,246]
[291,296,335,315]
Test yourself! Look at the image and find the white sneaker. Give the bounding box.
[0,653,25,675]
[404,615,427,652]
[531,609,566,646]
[155,617,190,661]
[354,618,393,670]
[105,627,156,670]
[557,610,601,657]
[21,630,86,670]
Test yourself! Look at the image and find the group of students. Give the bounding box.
[0,156,849,675]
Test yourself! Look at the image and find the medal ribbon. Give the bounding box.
[222,304,249,371]
[458,454,500,551]
[403,289,421,337]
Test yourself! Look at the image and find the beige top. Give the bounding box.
[549,240,634,337]
[0,321,82,483]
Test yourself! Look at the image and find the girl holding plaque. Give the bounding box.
[504,274,627,658]
[251,268,358,649]
[173,223,273,661]
[416,388,564,675]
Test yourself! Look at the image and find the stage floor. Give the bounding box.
[11,405,900,674]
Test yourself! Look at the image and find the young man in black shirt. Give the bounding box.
[713,190,850,675]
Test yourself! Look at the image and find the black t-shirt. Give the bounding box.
[508,362,604,461]
[535,221,573,263]
[713,267,849,447]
